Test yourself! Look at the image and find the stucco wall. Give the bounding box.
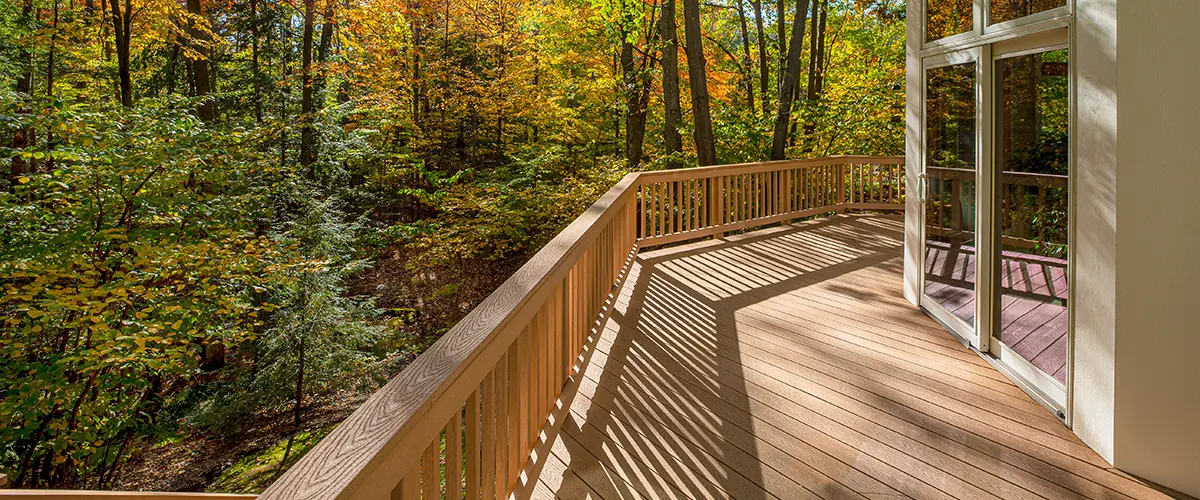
[1072,0,1118,466]
[1111,1,1200,496]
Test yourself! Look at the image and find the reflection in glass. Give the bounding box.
[990,0,1066,25]
[995,50,1069,383]
[926,0,973,42]
[924,62,977,327]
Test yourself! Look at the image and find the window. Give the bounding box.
[990,0,1067,25]
[927,0,974,42]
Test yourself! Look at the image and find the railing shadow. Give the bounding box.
[543,214,908,498]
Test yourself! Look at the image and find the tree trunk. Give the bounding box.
[10,0,35,185]
[769,0,810,160]
[775,0,786,96]
[166,44,180,96]
[411,18,423,132]
[276,336,305,479]
[45,0,58,171]
[682,0,717,166]
[251,0,262,122]
[280,23,290,167]
[186,0,215,121]
[660,0,682,169]
[802,0,825,150]
[752,0,768,115]
[299,0,316,173]
[620,36,648,168]
[316,0,335,91]
[735,0,754,111]
[109,0,133,106]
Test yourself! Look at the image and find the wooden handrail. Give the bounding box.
[924,165,1068,245]
[0,491,256,499]
[637,157,906,247]
[4,157,901,500]
[926,165,1068,187]
[262,174,644,500]
[258,156,903,500]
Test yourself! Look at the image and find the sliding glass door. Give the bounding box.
[990,41,1070,408]
[921,50,982,348]
[918,12,1072,415]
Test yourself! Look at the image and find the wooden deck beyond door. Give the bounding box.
[523,214,1179,500]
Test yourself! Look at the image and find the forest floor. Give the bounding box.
[112,399,358,493]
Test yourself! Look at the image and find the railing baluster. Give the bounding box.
[447,410,463,499]
[398,463,420,500]
[675,181,681,234]
[516,325,530,468]
[480,371,495,500]
[466,387,480,499]
[497,351,511,500]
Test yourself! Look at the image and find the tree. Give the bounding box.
[9,0,35,184]
[682,0,716,165]
[770,0,810,160]
[775,0,786,94]
[185,0,215,121]
[735,0,753,111]
[300,0,316,171]
[660,0,683,168]
[619,3,652,169]
[797,0,827,149]
[751,0,768,115]
[109,0,133,106]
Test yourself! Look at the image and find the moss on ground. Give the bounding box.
[207,424,337,494]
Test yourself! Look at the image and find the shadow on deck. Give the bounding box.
[521,214,1179,500]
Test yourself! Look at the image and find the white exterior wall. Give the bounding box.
[1071,0,1118,466]
[1110,1,1200,495]
[907,0,1200,496]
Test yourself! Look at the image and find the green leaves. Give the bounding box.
[0,95,286,487]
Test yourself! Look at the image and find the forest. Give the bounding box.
[0,0,903,492]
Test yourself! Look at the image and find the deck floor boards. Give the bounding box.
[524,214,1182,500]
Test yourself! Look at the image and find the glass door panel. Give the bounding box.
[924,59,978,339]
[994,49,1069,385]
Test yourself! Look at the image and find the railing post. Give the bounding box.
[836,163,847,212]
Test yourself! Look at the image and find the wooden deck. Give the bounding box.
[523,214,1179,500]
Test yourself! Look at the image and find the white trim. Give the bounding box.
[1064,17,1076,429]
[992,28,1068,58]
[991,341,1068,408]
[985,4,1071,34]
[904,0,924,307]
[922,14,1071,58]
[976,42,994,355]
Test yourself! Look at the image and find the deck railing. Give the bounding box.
[0,156,903,500]
[925,165,1068,250]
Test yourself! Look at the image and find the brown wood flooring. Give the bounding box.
[519,214,1184,500]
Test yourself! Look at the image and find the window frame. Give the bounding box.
[923,0,1073,56]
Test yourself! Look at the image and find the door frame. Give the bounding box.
[916,20,1076,423]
